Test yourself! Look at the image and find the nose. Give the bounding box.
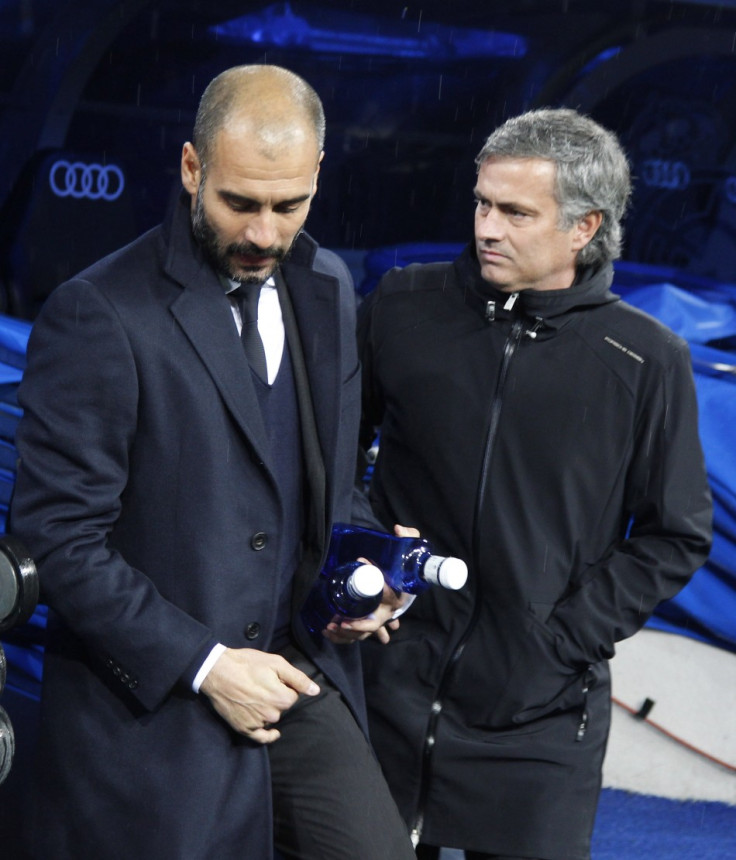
[244,209,278,249]
[475,206,506,244]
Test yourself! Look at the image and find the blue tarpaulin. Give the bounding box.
[615,277,736,653]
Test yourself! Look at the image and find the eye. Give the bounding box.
[474,198,490,214]
[225,198,257,214]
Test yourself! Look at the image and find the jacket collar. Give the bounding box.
[455,243,619,328]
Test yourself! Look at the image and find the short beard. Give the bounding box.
[191,182,299,284]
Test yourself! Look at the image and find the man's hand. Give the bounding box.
[324,522,421,645]
[323,581,412,644]
[199,648,319,744]
[393,524,420,539]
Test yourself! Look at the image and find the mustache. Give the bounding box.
[227,241,287,262]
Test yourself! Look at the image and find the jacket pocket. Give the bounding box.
[447,606,588,729]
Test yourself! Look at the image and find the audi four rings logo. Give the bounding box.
[48,160,125,201]
[640,159,690,191]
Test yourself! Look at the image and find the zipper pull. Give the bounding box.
[576,708,589,742]
[503,292,519,311]
[485,300,496,322]
[526,316,544,339]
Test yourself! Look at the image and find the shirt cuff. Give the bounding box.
[390,593,417,620]
[192,643,227,693]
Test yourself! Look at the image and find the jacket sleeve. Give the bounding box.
[356,287,385,453]
[11,280,215,711]
[548,339,713,668]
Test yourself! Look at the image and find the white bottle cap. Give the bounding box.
[424,556,468,590]
[349,563,385,598]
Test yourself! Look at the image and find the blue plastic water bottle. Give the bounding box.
[325,524,468,594]
[301,560,385,635]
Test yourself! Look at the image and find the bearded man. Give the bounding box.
[11,64,415,860]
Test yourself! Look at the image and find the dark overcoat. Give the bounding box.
[10,193,367,859]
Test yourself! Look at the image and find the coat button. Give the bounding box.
[245,622,261,640]
[251,532,267,551]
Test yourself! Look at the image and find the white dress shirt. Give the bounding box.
[227,276,284,384]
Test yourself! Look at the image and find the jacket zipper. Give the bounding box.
[576,666,594,741]
[409,318,526,847]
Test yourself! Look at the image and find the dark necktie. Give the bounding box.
[233,283,268,382]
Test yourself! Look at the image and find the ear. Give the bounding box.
[572,210,603,252]
[181,142,202,196]
[311,150,324,197]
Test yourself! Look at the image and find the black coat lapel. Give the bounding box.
[280,257,342,478]
[276,262,341,614]
[275,270,326,538]
[162,191,271,463]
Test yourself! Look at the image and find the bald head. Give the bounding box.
[193,65,325,172]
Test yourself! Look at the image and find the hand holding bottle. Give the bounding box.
[322,577,414,645]
[301,522,467,644]
[324,522,468,595]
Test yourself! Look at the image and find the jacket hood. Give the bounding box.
[454,243,619,325]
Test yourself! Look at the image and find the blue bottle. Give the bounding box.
[301,560,385,635]
[325,524,468,594]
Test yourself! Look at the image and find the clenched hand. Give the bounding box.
[200,647,319,744]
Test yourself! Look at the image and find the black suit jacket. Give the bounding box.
[11,192,367,859]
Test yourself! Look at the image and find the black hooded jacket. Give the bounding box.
[358,245,712,858]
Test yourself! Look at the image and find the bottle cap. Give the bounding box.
[349,563,384,598]
[434,556,468,590]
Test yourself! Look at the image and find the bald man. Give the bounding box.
[12,65,415,860]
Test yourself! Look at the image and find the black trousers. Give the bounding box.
[269,647,415,860]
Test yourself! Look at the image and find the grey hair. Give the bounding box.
[475,108,631,266]
[193,64,326,173]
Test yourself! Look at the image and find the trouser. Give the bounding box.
[269,646,416,860]
[417,847,541,860]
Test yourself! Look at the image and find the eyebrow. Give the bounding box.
[219,190,312,208]
[473,188,537,213]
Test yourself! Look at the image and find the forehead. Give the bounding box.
[206,123,320,196]
[476,157,557,204]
